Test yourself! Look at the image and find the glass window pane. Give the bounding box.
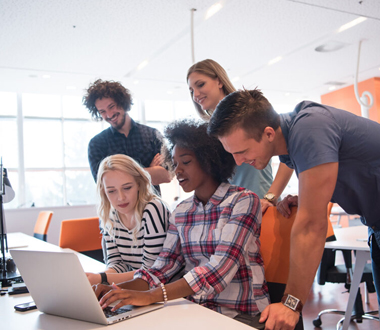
[64,121,104,167]
[0,92,17,116]
[145,122,167,135]
[145,100,174,122]
[23,93,61,118]
[0,119,18,168]
[62,95,89,119]
[24,119,63,168]
[66,170,97,205]
[3,170,18,209]
[173,101,197,120]
[25,171,64,207]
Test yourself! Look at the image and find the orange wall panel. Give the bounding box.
[321,77,380,123]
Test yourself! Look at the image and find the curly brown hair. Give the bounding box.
[83,79,133,121]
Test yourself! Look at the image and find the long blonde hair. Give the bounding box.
[96,154,160,244]
[187,59,236,122]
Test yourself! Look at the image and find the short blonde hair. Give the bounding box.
[187,59,236,121]
[96,154,160,243]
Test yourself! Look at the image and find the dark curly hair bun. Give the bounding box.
[164,119,235,184]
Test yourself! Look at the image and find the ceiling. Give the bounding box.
[0,0,379,110]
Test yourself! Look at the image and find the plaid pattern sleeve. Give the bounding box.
[133,213,186,288]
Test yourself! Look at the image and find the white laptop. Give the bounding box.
[10,249,163,325]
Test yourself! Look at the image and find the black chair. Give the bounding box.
[313,247,378,328]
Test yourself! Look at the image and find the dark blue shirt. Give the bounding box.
[88,119,164,191]
[279,101,380,238]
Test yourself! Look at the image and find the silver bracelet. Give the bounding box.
[160,282,168,305]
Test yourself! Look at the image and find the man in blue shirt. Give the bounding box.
[83,79,171,192]
[208,88,380,330]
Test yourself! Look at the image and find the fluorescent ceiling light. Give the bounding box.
[337,17,367,33]
[205,2,223,20]
[137,60,149,71]
[268,56,282,66]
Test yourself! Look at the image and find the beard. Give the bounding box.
[107,111,126,131]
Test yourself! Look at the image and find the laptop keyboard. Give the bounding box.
[103,306,132,318]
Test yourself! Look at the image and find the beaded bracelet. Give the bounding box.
[160,282,168,305]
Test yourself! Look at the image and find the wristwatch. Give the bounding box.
[100,272,109,285]
[263,192,276,204]
[281,294,303,313]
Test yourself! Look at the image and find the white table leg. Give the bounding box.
[341,250,370,330]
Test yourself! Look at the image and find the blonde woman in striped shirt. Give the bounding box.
[86,154,170,286]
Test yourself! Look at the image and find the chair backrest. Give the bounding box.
[59,217,102,252]
[33,211,53,241]
[260,206,335,285]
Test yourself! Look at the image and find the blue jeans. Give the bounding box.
[369,233,380,307]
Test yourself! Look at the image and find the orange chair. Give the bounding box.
[33,211,53,241]
[260,206,335,330]
[59,217,104,263]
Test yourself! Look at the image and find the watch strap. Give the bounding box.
[281,294,303,313]
[100,272,109,285]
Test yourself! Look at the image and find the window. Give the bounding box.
[0,92,104,209]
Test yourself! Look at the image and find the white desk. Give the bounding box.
[2,233,254,330]
[325,225,378,330]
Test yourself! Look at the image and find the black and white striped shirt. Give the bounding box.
[102,198,170,273]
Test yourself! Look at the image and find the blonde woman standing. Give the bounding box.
[187,59,293,212]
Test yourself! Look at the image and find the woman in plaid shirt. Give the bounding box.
[96,120,270,327]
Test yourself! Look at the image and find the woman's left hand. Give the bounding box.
[99,283,154,311]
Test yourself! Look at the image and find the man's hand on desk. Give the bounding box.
[259,303,299,330]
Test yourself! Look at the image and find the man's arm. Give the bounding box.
[261,163,294,213]
[260,162,338,329]
[144,165,172,185]
[144,153,173,185]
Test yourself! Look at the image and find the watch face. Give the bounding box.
[265,193,275,202]
[285,296,298,310]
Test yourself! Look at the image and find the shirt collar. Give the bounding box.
[192,182,231,206]
[110,117,136,136]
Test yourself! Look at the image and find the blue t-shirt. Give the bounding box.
[279,101,380,232]
[231,162,273,199]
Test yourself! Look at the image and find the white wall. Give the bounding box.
[4,205,98,246]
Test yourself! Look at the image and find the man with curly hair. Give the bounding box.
[83,79,171,192]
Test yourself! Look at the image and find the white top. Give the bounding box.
[102,198,170,272]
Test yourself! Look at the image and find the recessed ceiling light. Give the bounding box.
[42,74,51,79]
[329,86,336,91]
[133,80,139,85]
[167,90,173,95]
[285,93,290,96]
[315,40,348,53]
